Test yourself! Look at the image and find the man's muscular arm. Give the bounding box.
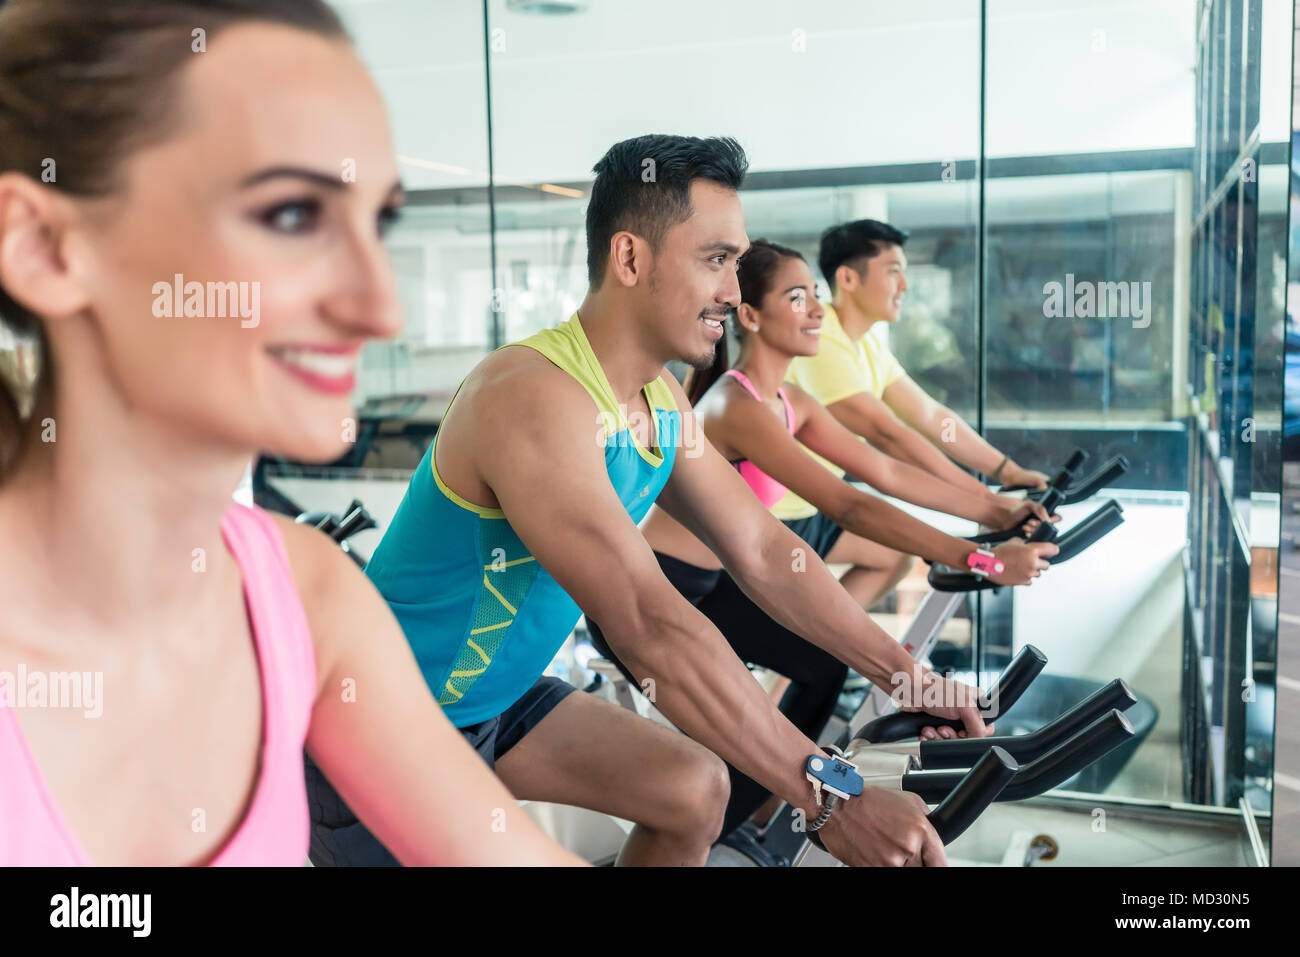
[466,358,830,835]
[882,375,1047,489]
[824,388,996,497]
[654,374,989,738]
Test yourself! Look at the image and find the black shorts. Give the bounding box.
[304,675,577,866]
[782,510,845,559]
[457,675,577,769]
[585,552,847,838]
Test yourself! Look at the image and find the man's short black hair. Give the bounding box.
[586,134,749,285]
[818,219,909,292]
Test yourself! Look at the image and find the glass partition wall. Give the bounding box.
[1273,0,1300,867]
[252,0,1293,865]
[973,0,1289,864]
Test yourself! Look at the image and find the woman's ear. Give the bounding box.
[0,174,90,322]
[735,301,756,332]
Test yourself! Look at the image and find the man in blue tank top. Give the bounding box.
[308,135,993,867]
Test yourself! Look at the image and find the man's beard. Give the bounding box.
[685,337,719,371]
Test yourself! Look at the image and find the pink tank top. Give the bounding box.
[0,503,318,866]
[723,369,796,509]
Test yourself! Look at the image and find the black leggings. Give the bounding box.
[585,552,847,839]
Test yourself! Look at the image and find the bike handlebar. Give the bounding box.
[903,709,1135,804]
[925,746,1018,845]
[1057,455,1130,506]
[296,499,376,543]
[1048,500,1124,563]
[998,448,1087,494]
[929,498,1123,591]
[851,645,1048,744]
[913,678,1137,768]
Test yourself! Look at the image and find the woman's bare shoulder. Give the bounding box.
[265,511,356,691]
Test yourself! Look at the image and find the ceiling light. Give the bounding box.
[506,0,588,14]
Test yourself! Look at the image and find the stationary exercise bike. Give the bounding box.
[849,449,1130,730]
[728,641,1140,866]
[715,449,1139,866]
[295,498,376,567]
[293,474,1139,868]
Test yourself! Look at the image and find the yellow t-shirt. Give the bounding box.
[770,303,906,520]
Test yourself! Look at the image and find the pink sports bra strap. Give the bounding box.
[723,369,795,434]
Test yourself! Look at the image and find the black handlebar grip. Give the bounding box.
[1034,485,1068,518]
[1028,516,1062,544]
[917,677,1137,768]
[951,497,1121,582]
[295,511,339,536]
[1030,449,1088,509]
[1044,449,1089,492]
[998,710,1134,802]
[1048,500,1124,564]
[1026,514,1058,543]
[1005,449,1087,496]
[329,513,358,542]
[296,500,375,544]
[927,563,1001,592]
[1061,448,1089,473]
[903,709,1134,804]
[926,746,1018,845]
[333,505,377,543]
[1060,455,1130,506]
[853,645,1047,744]
[1025,454,1083,540]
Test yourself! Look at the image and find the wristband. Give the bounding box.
[807,795,838,833]
[966,547,1005,580]
[804,747,863,834]
[991,455,1009,481]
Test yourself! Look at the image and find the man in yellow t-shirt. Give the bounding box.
[772,219,1048,523]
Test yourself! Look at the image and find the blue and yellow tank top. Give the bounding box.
[363,314,681,727]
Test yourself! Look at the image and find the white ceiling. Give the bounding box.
[330,0,1289,193]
